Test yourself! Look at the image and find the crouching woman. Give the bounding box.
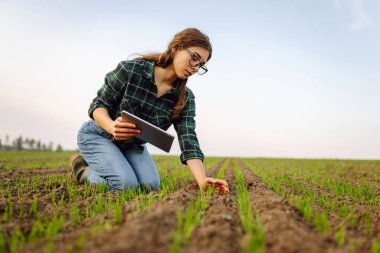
[71,28,228,194]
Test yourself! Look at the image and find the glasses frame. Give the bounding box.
[185,48,208,75]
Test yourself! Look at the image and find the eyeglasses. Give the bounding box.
[185,48,208,75]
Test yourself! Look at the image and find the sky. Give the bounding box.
[0,0,379,159]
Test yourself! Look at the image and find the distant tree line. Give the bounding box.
[0,135,63,152]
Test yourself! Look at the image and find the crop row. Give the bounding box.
[169,159,229,252]
[250,158,380,190]
[233,160,265,252]
[242,158,380,252]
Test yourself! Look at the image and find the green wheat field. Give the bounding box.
[0,151,379,253]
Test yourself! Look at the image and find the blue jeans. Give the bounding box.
[77,119,160,191]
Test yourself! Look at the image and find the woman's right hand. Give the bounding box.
[107,116,141,141]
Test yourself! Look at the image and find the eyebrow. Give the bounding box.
[193,52,206,65]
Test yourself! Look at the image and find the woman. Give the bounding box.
[71,28,229,194]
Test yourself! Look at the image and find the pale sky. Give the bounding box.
[1,0,379,159]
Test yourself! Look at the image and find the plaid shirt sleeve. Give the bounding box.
[173,89,205,165]
[88,61,129,119]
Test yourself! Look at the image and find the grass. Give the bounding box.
[233,160,265,253]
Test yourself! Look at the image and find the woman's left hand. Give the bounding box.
[200,177,229,195]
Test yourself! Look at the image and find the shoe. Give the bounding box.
[70,153,89,183]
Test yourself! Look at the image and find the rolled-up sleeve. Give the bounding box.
[88,61,129,119]
[173,90,204,165]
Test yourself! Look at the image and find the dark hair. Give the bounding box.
[134,28,212,119]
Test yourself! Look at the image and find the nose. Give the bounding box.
[190,65,200,73]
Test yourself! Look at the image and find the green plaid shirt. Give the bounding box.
[88,60,204,164]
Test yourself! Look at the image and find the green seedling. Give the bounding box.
[3,193,13,222]
[114,203,123,224]
[314,212,329,234]
[0,229,6,253]
[9,226,25,252]
[334,226,346,246]
[18,203,24,219]
[74,232,87,252]
[298,198,313,222]
[234,161,265,253]
[370,238,380,253]
[29,198,38,216]
[28,217,44,242]
[69,205,81,226]
[50,191,56,207]
[365,213,373,236]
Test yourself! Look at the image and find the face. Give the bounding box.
[172,46,210,79]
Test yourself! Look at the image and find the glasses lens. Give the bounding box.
[198,66,208,75]
[189,56,199,67]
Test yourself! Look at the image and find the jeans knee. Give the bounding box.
[108,175,139,191]
[141,177,160,190]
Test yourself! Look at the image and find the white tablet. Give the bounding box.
[121,110,175,153]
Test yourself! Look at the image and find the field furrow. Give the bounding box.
[238,159,346,253]
[182,161,241,253]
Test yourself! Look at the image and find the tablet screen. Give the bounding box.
[121,110,175,152]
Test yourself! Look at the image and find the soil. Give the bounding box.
[182,162,242,253]
[238,160,380,252]
[237,160,347,253]
[0,167,70,181]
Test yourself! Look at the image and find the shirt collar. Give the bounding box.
[142,60,178,94]
[142,61,155,80]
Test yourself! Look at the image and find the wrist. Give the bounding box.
[186,158,207,189]
[197,177,209,190]
[104,120,113,134]
[93,108,114,134]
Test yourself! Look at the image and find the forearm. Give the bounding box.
[92,108,114,133]
[186,158,207,187]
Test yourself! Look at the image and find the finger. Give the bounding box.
[206,178,217,184]
[215,184,228,192]
[115,132,140,136]
[215,186,228,195]
[213,179,228,186]
[216,186,228,194]
[115,122,137,128]
[114,137,137,141]
[206,178,228,186]
[114,133,140,139]
[217,184,228,191]
[114,128,141,134]
[213,184,223,191]
[212,182,226,189]
[118,117,138,125]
